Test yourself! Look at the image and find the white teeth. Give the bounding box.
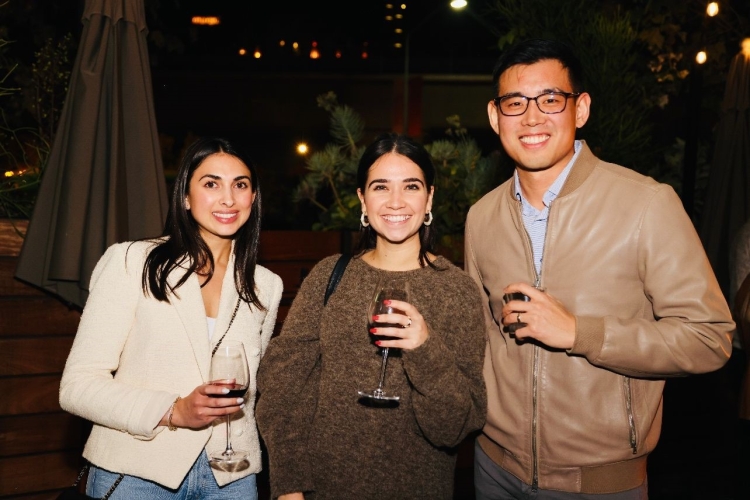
[383,215,410,222]
[214,212,236,219]
[520,135,549,144]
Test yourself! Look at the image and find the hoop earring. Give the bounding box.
[360,212,370,227]
[424,211,433,226]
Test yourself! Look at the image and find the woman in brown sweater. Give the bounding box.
[256,133,486,499]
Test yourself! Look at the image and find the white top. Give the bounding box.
[206,317,217,340]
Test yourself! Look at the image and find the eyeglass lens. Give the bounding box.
[498,93,572,116]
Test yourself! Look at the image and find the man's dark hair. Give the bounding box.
[491,39,585,95]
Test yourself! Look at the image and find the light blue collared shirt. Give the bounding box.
[514,140,583,278]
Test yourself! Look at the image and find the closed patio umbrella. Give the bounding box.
[700,41,750,297]
[14,0,168,308]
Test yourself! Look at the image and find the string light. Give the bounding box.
[238,48,246,56]
[696,51,707,64]
[296,143,309,155]
[279,40,286,47]
[706,2,719,17]
[254,47,262,59]
[191,16,220,26]
[310,41,320,59]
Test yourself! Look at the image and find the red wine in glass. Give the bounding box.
[208,340,250,470]
[209,382,248,399]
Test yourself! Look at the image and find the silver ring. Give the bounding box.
[406,317,412,328]
[516,312,522,324]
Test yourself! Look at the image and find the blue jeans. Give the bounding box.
[87,450,258,500]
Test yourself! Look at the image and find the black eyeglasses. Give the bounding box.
[492,91,581,116]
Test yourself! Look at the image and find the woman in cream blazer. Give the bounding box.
[60,137,283,499]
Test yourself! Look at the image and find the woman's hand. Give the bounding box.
[370,299,429,350]
[160,379,245,430]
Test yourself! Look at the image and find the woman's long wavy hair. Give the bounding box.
[142,137,265,310]
[355,132,438,269]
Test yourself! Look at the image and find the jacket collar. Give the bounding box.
[504,140,597,202]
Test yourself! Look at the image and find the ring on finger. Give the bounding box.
[405,317,412,328]
[516,312,522,324]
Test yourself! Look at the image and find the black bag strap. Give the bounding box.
[324,254,352,306]
[70,463,123,499]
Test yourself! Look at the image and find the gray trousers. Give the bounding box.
[474,440,648,500]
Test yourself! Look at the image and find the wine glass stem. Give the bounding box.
[224,415,234,456]
[376,347,390,392]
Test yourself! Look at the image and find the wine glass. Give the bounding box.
[357,277,410,402]
[208,340,250,470]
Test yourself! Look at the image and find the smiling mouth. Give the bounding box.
[520,134,550,145]
[382,214,411,223]
[213,212,238,220]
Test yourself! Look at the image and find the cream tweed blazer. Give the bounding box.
[60,240,283,489]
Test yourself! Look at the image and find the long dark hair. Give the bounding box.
[355,133,438,268]
[142,137,265,310]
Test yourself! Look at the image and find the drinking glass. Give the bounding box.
[357,277,410,402]
[503,285,545,334]
[208,340,249,469]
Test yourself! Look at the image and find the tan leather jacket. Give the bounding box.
[465,142,733,494]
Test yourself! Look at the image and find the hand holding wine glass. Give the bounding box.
[208,340,250,470]
[358,277,411,402]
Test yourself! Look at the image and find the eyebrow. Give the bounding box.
[198,174,252,182]
[367,177,425,188]
[498,88,564,98]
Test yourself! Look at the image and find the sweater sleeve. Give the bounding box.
[569,185,734,376]
[256,256,336,498]
[59,242,177,439]
[401,266,487,448]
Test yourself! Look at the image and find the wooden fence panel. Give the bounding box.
[0,298,80,338]
[0,337,74,376]
[0,376,63,416]
[0,451,82,496]
[0,413,86,458]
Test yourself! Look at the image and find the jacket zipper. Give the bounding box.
[520,203,542,492]
[624,377,638,454]
[517,193,549,491]
[532,345,540,491]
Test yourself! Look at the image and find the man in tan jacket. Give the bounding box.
[465,38,734,499]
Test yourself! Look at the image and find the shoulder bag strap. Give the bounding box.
[324,254,352,306]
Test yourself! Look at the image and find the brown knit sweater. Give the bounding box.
[256,254,486,499]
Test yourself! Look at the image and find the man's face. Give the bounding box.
[487,59,590,174]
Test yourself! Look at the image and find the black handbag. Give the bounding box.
[56,463,123,500]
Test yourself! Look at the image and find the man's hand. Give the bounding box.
[502,283,576,349]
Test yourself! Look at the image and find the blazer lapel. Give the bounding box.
[170,269,212,382]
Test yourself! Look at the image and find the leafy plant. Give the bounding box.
[0,22,74,219]
[293,92,499,244]
[292,91,364,231]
